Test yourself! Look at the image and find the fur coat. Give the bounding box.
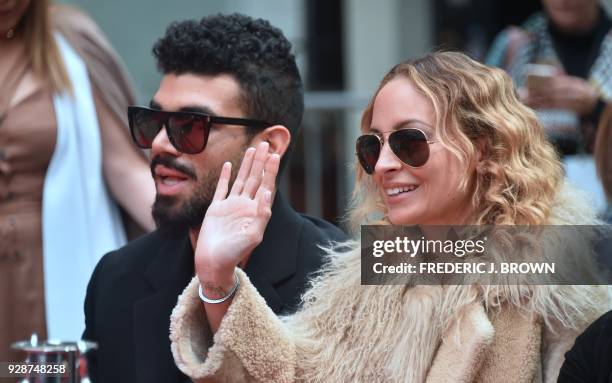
[169,185,610,382]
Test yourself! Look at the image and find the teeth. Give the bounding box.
[386,185,417,196]
[161,177,182,186]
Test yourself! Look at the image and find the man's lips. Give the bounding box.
[150,155,197,179]
[154,165,190,180]
[154,165,192,196]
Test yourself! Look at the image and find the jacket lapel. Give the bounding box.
[426,302,494,383]
[245,193,301,313]
[131,192,300,380]
[426,302,542,383]
[133,234,193,383]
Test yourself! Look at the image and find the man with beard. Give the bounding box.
[82,14,346,383]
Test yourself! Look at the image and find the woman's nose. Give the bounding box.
[374,142,402,174]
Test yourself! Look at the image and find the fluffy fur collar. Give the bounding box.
[284,182,609,382]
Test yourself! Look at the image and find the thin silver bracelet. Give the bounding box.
[198,271,240,304]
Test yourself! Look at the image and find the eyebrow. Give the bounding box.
[369,119,434,134]
[149,99,217,116]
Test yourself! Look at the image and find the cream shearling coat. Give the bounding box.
[170,185,610,382]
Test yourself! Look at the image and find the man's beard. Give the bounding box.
[151,151,244,237]
[152,179,215,237]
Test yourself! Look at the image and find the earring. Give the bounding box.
[5,28,14,39]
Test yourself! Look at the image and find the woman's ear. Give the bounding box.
[475,137,489,164]
[252,125,291,158]
[473,137,490,177]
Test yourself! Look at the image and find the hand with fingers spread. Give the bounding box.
[194,142,280,304]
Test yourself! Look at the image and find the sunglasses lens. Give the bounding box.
[388,129,429,167]
[128,107,163,149]
[356,135,381,174]
[168,114,209,154]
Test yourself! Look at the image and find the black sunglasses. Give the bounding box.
[356,128,435,174]
[127,106,272,154]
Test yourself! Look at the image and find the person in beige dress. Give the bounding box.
[0,0,155,361]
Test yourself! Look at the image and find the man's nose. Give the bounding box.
[151,126,179,156]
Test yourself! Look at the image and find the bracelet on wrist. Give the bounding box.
[198,270,240,304]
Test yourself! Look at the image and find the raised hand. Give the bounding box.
[524,75,598,116]
[194,141,280,293]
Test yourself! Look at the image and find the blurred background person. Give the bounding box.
[592,104,612,272]
[485,0,611,218]
[486,0,611,156]
[0,0,155,361]
[595,103,612,223]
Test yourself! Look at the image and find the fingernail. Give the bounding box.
[265,190,272,203]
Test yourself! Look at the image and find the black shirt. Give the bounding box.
[548,8,612,79]
[547,8,611,153]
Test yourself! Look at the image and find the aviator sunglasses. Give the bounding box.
[127,106,272,154]
[356,127,436,174]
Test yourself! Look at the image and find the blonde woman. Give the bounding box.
[169,52,607,382]
[0,0,154,358]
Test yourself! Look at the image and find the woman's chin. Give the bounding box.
[388,211,422,226]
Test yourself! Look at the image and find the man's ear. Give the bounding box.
[251,125,291,158]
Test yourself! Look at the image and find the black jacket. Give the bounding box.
[82,193,346,383]
[557,309,612,383]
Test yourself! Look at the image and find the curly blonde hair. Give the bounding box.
[348,52,563,233]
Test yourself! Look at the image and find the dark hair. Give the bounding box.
[153,13,303,172]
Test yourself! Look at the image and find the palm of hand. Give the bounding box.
[199,193,269,269]
[194,142,279,274]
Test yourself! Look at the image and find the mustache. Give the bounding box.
[150,155,197,179]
